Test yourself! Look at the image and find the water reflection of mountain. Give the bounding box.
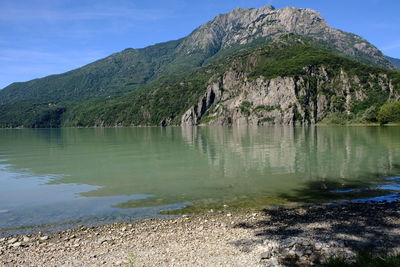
[181,126,400,182]
[0,127,399,210]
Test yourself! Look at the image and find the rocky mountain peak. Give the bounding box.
[178,5,394,69]
[179,5,327,51]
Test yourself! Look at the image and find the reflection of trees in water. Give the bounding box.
[181,126,400,183]
[1,127,400,209]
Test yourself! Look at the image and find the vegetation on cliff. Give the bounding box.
[1,5,399,128]
[0,36,399,128]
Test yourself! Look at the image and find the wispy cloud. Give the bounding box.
[0,5,170,22]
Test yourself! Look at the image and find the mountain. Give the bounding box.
[0,5,398,128]
[0,5,394,104]
[387,56,400,69]
[61,37,400,127]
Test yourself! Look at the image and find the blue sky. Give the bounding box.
[0,0,399,89]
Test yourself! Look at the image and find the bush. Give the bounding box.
[324,252,400,267]
[377,101,400,125]
[360,106,378,122]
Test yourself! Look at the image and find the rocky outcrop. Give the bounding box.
[181,80,224,125]
[181,66,398,126]
[179,5,394,69]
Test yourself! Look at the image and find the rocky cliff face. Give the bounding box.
[179,5,394,69]
[181,66,399,126]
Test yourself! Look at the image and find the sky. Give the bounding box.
[0,0,399,89]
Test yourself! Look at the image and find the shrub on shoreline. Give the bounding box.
[377,101,400,125]
[324,252,400,267]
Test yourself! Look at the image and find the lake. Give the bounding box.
[1,126,400,235]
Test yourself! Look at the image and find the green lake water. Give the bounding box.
[0,126,399,234]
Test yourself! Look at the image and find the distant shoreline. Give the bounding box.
[0,123,400,129]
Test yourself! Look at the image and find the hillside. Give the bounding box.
[0,5,398,128]
[387,56,400,69]
[56,37,398,128]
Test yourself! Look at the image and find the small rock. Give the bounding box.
[288,250,296,256]
[305,249,313,255]
[261,251,272,259]
[8,238,18,244]
[11,242,22,248]
[282,239,295,248]
[227,213,232,217]
[315,242,323,250]
[23,236,30,242]
[295,250,304,257]
[265,240,280,250]
[115,260,122,265]
[121,227,127,232]
[99,238,108,244]
[322,247,330,254]
[329,240,339,247]
[299,256,308,261]
[40,236,49,241]
[267,257,279,266]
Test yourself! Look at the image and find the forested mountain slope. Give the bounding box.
[61,37,400,127]
[0,5,398,127]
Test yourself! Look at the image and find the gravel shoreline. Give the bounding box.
[1,201,400,266]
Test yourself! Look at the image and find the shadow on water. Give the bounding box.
[277,174,400,203]
[231,172,400,255]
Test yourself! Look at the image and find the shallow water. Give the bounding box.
[0,126,399,234]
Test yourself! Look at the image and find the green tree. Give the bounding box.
[377,101,400,125]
